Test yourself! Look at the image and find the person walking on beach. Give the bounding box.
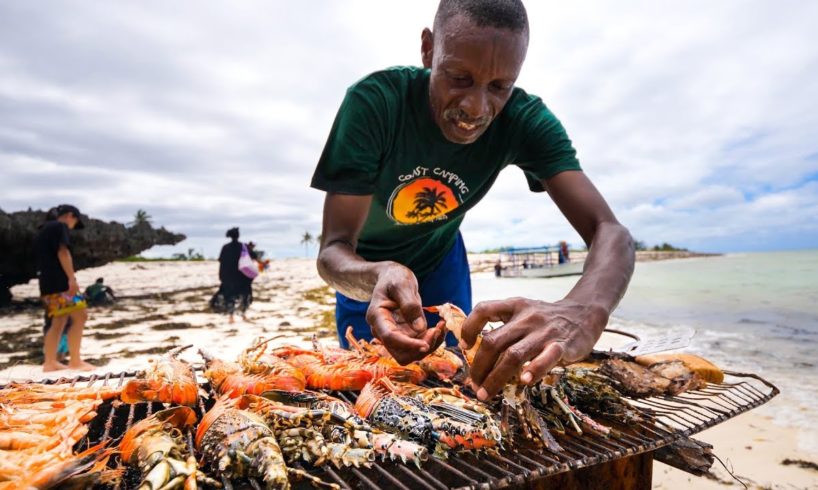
[34,204,95,372]
[217,227,256,323]
[312,0,634,402]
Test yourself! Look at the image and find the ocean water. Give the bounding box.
[471,250,818,451]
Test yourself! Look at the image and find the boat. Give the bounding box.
[496,245,583,278]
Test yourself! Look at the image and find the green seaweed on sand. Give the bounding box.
[781,459,818,471]
[180,294,206,302]
[151,322,196,331]
[92,313,170,331]
[0,324,41,354]
[0,349,42,370]
[119,345,180,358]
[302,285,333,304]
[311,308,336,336]
[0,351,111,370]
[91,331,126,341]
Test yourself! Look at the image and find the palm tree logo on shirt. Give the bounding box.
[387,177,460,224]
[406,186,449,222]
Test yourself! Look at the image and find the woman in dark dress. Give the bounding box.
[217,227,255,323]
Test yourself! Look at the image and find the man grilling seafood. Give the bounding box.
[311,0,634,402]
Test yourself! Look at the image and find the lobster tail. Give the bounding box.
[195,395,232,449]
[354,377,393,419]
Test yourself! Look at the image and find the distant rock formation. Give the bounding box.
[0,208,186,306]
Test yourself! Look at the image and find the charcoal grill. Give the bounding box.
[4,368,778,490]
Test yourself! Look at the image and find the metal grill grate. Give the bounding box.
[2,370,778,489]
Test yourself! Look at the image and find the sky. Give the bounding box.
[1,1,817,258]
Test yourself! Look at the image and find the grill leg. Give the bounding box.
[526,452,653,490]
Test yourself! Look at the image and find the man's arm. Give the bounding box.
[546,171,634,315]
[317,193,388,301]
[57,244,79,296]
[317,193,444,363]
[461,170,634,400]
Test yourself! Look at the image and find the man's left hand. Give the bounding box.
[460,297,609,401]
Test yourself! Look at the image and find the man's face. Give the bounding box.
[422,15,528,144]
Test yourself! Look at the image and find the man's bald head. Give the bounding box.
[422,0,529,144]
[434,0,529,38]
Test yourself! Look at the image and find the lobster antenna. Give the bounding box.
[167,344,193,357]
[345,326,365,353]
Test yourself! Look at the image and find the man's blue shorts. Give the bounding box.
[335,232,472,349]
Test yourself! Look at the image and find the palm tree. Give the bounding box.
[300,231,313,257]
[129,209,152,227]
[409,187,448,221]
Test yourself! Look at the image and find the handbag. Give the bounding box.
[238,243,259,279]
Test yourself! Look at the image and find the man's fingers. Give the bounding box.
[520,342,565,385]
[467,318,523,387]
[474,338,540,400]
[460,300,516,348]
[367,303,396,340]
[369,302,427,347]
[419,320,445,351]
[377,323,431,352]
[392,287,426,334]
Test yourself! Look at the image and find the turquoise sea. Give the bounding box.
[471,250,818,451]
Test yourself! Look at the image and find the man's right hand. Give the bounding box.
[67,277,79,296]
[366,262,444,365]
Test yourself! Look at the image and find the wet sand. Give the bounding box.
[1,258,815,488]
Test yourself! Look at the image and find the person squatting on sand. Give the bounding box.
[217,227,257,324]
[84,277,116,306]
[312,0,635,402]
[33,204,96,372]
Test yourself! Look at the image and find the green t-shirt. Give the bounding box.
[311,66,581,279]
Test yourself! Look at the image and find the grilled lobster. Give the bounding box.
[355,377,501,457]
[120,406,219,490]
[260,390,429,467]
[196,397,334,490]
[426,303,563,452]
[121,345,202,406]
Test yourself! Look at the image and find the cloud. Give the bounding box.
[1,0,817,259]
